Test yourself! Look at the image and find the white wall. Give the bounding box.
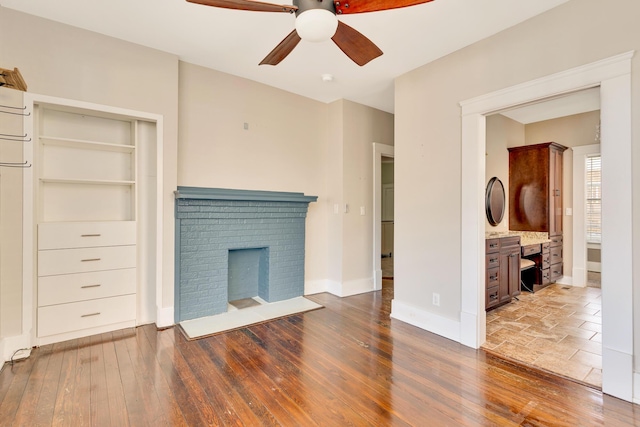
[0,7,179,344]
[341,100,394,291]
[485,114,524,232]
[0,7,395,354]
[394,0,640,369]
[177,61,330,288]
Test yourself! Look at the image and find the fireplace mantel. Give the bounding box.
[175,186,318,204]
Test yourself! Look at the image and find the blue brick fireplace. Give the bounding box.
[174,187,317,322]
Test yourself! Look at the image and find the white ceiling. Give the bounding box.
[1,0,570,113]
[499,87,601,124]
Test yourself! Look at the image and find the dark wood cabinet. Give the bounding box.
[508,142,567,236]
[508,142,566,288]
[486,236,520,310]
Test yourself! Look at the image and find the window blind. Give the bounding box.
[586,155,601,243]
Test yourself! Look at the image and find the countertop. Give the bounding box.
[485,230,550,246]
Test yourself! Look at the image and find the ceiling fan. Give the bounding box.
[186,0,435,66]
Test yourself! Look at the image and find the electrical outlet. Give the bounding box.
[360,206,366,216]
[432,293,440,306]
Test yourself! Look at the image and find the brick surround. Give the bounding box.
[174,187,317,322]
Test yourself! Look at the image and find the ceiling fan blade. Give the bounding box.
[334,0,433,15]
[186,0,297,13]
[260,30,302,65]
[331,21,382,66]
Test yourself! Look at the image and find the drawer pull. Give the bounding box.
[81,284,101,289]
[81,312,101,318]
[489,258,498,263]
[81,258,101,262]
[489,294,498,301]
[489,243,498,248]
[489,274,498,281]
[81,234,102,237]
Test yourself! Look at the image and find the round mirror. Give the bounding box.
[485,177,505,226]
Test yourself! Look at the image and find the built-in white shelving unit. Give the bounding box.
[35,104,139,344]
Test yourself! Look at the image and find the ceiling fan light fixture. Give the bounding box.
[295,9,338,42]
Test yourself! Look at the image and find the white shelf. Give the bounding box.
[40,178,135,186]
[40,136,135,153]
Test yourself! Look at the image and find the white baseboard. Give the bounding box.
[324,278,375,297]
[554,275,573,286]
[572,267,586,287]
[341,278,375,297]
[1,333,32,364]
[603,346,633,402]
[633,372,640,404]
[390,299,461,343]
[304,279,330,295]
[156,306,175,329]
[373,269,383,291]
[587,261,602,273]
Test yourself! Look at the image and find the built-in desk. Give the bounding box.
[521,241,554,292]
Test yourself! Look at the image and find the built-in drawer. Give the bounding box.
[37,294,136,337]
[38,221,136,250]
[500,236,520,251]
[550,263,563,282]
[486,238,500,253]
[486,253,500,269]
[541,268,551,285]
[550,246,563,264]
[486,267,499,288]
[38,245,136,277]
[542,242,550,253]
[541,252,551,269]
[38,268,136,307]
[550,235,563,248]
[521,244,541,257]
[486,286,500,309]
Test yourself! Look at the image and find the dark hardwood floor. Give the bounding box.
[1,280,639,426]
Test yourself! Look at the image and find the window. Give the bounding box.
[586,155,601,243]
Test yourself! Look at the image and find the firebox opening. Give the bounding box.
[227,247,269,311]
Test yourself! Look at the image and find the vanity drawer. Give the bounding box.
[486,286,500,309]
[550,246,563,264]
[550,263,563,282]
[486,254,500,269]
[541,252,551,269]
[486,267,499,288]
[500,236,520,250]
[38,245,136,277]
[540,268,551,285]
[486,238,500,253]
[37,294,136,338]
[542,242,550,253]
[521,244,541,257]
[38,221,136,250]
[550,235,563,248]
[38,268,136,307]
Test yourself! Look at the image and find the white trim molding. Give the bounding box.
[572,144,601,287]
[21,92,166,349]
[459,51,634,401]
[391,300,461,343]
[372,143,394,291]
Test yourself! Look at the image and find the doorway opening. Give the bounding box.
[460,51,633,401]
[373,143,394,291]
[482,93,603,387]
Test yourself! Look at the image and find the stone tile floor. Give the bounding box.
[483,284,602,388]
